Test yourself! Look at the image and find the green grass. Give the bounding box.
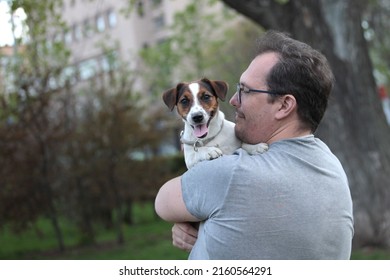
[351,248,390,260]
[0,219,188,260]
[45,221,188,260]
[1,218,78,259]
[0,202,188,260]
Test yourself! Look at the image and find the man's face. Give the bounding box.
[229,52,281,144]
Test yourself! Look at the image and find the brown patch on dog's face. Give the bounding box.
[195,87,219,118]
[176,88,193,120]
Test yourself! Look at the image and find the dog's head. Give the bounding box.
[163,78,228,138]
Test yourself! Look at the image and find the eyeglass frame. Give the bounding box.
[236,83,283,104]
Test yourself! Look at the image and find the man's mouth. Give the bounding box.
[193,124,208,138]
[235,111,245,120]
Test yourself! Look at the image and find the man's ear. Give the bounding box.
[275,94,297,120]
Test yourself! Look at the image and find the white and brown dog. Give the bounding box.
[163,78,268,169]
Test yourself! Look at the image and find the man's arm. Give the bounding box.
[155,176,200,223]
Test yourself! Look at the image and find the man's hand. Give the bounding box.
[172,222,198,252]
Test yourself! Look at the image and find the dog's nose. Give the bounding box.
[192,113,204,123]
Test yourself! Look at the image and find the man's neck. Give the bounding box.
[267,121,312,145]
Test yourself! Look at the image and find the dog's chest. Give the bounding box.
[181,119,241,169]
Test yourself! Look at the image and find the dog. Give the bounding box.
[162,78,268,169]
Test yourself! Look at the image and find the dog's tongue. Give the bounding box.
[194,124,208,138]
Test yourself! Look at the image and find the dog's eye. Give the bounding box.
[179,98,190,106]
[202,94,212,101]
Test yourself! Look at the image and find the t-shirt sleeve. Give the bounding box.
[181,154,236,220]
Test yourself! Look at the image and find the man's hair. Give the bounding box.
[256,30,334,132]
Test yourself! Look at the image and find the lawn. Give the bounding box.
[0,218,188,260]
[0,201,188,260]
[350,248,390,260]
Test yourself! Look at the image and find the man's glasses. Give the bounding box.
[236,83,282,104]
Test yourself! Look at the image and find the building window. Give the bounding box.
[137,1,144,17]
[58,66,77,87]
[79,58,98,80]
[107,10,117,28]
[83,19,93,38]
[152,0,162,7]
[73,24,82,41]
[45,39,52,50]
[53,33,63,44]
[101,51,118,72]
[96,14,105,33]
[64,28,73,44]
[153,14,165,30]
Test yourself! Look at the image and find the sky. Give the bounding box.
[0,0,27,46]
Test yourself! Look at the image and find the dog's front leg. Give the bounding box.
[185,146,223,169]
[242,142,269,155]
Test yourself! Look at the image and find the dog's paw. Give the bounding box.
[242,142,269,155]
[205,147,223,160]
[185,147,223,169]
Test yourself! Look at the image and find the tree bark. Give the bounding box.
[38,138,65,252]
[222,0,390,248]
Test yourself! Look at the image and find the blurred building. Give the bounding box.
[1,0,231,93]
[2,0,189,93]
[58,0,194,88]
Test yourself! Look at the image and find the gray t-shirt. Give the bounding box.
[182,135,354,259]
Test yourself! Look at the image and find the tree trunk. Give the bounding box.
[222,0,390,248]
[37,132,65,252]
[76,177,96,245]
[108,159,125,245]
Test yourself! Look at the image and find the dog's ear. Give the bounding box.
[162,88,177,111]
[201,78,229,101]
[162,83,185,111]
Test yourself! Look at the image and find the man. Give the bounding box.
[155,30,354,259]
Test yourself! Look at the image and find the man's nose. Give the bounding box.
[230,92,239,107]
